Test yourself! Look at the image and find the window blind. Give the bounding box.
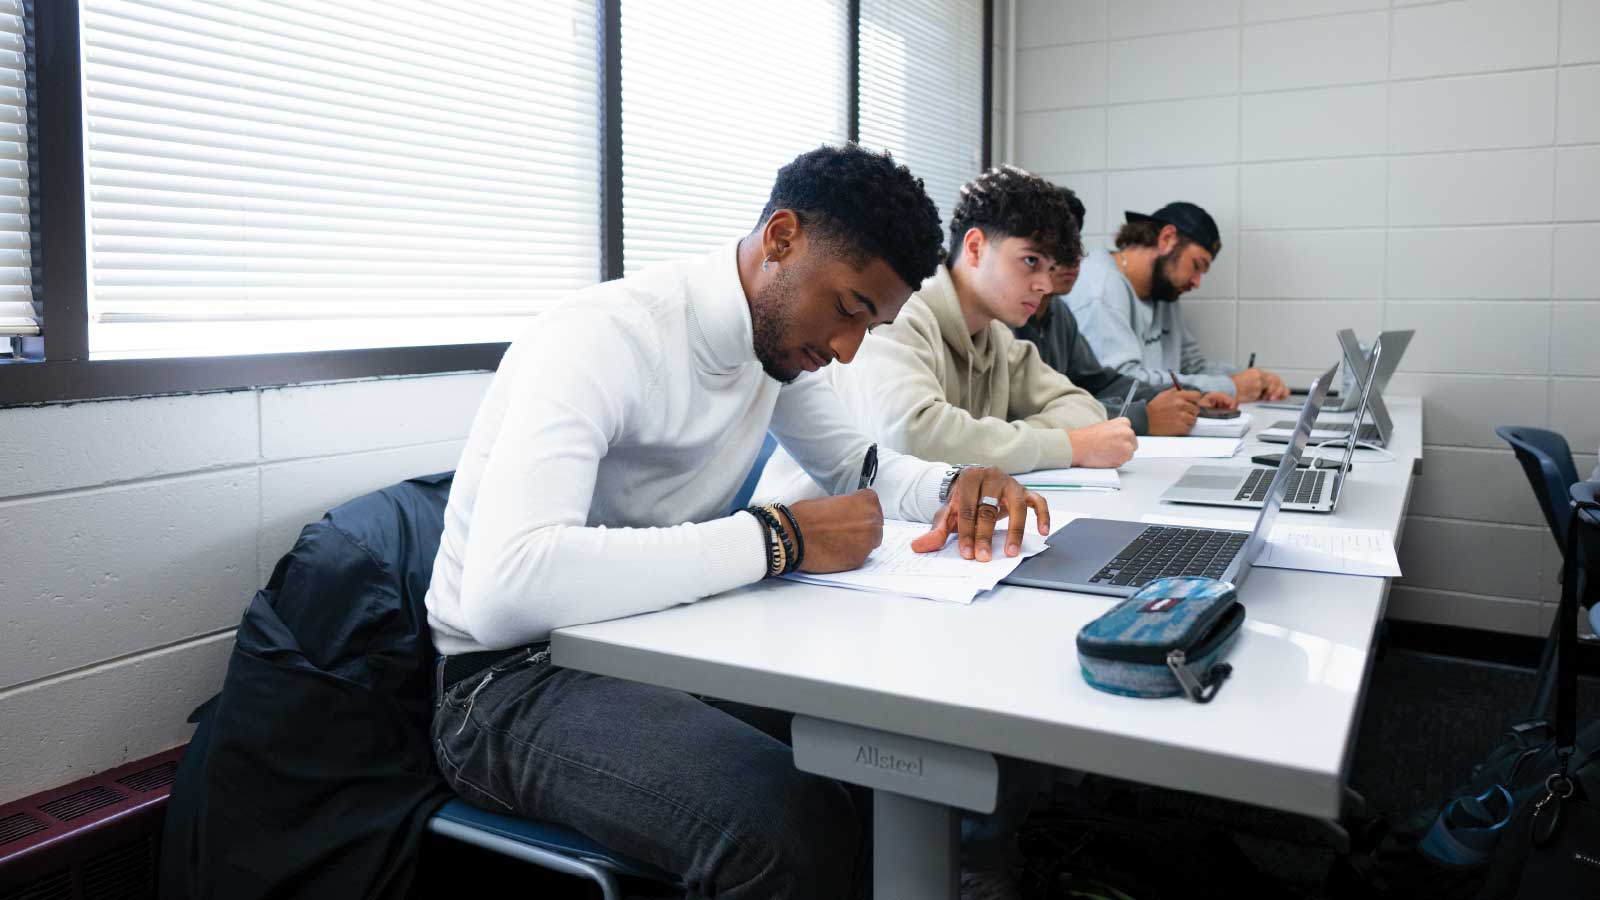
[858,0,984,228]
[0,0,32,344]
[80,0,601,359]
[619,0,849,275]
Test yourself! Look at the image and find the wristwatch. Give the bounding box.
[938,464,971,504]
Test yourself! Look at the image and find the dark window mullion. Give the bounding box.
[981,0,994,170]
[34,0,88,362]
[847,0,860,144]
[599,0,623,282]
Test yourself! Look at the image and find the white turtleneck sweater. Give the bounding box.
[425,240,950,655]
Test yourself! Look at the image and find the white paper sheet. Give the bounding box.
[1017,466,1121,490]
[1139,514,1400,578]
[1253,525,1401,577]
[1133,436,1243,459]
[1188,412,1252,439]
[786,514,1063,603]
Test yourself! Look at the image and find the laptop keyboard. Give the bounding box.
[1236,467,1325,505]
[1089,526,1248,587]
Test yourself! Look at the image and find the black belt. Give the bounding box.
[441,642,549,691]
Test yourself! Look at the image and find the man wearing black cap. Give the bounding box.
[1066,202,1289,402]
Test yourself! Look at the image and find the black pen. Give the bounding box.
[858,443,878,490]
[1247,352,1256,369]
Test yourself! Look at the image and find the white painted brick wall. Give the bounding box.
[1007,0,1600,636]
[0,373,489,803]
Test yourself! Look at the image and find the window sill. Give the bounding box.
[0,343,508,408]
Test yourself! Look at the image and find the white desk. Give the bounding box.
[554,397,1423,899]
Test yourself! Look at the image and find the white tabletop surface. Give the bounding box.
[554,398,1424,819]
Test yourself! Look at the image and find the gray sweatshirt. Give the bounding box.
[1065,249,1238,395]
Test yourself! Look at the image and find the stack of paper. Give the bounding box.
[787,517,1064,604]
[1189,411,1252,439]
[1133,436,1244,459]
[1017,466,1121,492]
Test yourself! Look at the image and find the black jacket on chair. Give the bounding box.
[160,473,456,900]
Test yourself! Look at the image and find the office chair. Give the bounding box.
[1496,426,1581,550]
[430,800,677,900]
[1495,427,1591,717]
[729,431,779,511]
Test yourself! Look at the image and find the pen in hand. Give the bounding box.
[1168,370,1183,393]
[1119,380,1139,416]
[858,443,878,490]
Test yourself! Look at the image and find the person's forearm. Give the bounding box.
[458,513,767,647]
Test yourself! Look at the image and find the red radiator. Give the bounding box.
[0,746,185,900]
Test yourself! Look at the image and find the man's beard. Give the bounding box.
[1148,248,1183,302]
[751,267,802,383]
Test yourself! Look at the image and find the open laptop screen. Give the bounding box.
[1239,364,1337,578]
[1329,339,1383,501]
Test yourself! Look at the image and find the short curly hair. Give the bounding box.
[758,144,944,290]
[1057,184,1087,230]
[948,166,1083,267]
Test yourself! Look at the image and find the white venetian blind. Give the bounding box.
[620,0,850,275]
[858,0,984,227]
[80,0,601,359]
[0,0,33,343]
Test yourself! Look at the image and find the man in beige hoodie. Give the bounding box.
[757,165,1136,505]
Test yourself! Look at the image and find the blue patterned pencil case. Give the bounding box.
[1076,577,1243,703]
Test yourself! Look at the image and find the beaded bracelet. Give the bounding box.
[773,502,805,572]
[758,504,797,574]
[745,505,789,577]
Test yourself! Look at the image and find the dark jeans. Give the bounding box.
[432,650,869,899]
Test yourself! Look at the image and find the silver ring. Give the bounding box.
[979,495,1001,509]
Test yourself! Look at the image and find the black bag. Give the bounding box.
[1334,492,1600,899]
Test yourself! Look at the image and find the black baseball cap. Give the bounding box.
[1124,202,1222,258]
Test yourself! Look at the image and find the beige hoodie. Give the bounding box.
[842,263,1108,471]
[753,265,1107,503]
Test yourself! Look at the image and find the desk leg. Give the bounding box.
[790,717,994,900]
[874,790,960,900]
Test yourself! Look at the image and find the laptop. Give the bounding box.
[1259,328,1412,411]
[1001,364,1338,598]
[1162,343,1381,513]
[1260,336,1393,447]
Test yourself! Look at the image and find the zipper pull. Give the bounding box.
[1531,772,1573,847]
[1166,649,1231,704]
[454,671,495,736]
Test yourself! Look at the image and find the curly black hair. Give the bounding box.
[1056,184,1087,230]
[758,144,944,289]
[947,166,1083,267]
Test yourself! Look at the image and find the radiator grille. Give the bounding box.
[37,787,127,824]
[0,871,71,900]
[0,813,46,847]
[114,763,177,794]
[81,838,153,900]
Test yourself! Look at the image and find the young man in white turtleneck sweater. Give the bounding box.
[425,145,1049,900]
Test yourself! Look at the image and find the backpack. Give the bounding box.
[1333,492,1600,899]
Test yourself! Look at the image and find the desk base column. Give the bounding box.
[873,790,959,900]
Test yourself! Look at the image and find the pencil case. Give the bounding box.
[1075,576,1243,703]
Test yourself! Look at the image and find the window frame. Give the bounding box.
[0,0,991,408]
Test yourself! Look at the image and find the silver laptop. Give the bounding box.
[1261,335,1393,447]
[1163,343,1381,513]
[1001,365,1337,598]
[1260,328,1412,411]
